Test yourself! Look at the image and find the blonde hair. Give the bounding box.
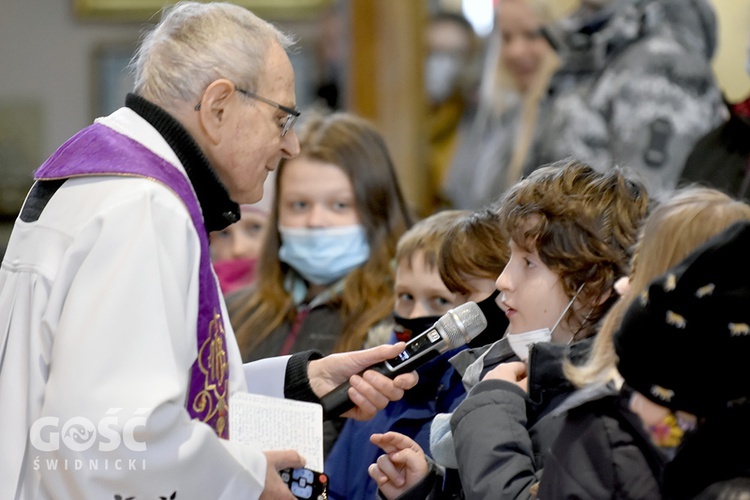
[468,0,569,194]
[396,209,470,272]
[566,186,750,387]
[231,111,413,356]
[490,0,562,108]
[131,1,295,109]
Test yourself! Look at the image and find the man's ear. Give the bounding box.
[196,79,235,145]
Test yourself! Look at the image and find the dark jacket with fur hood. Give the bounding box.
[527,0,724,197]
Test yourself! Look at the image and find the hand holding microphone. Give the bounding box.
[320,302,487,419]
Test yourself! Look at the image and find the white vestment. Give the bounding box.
[0,108,290,500]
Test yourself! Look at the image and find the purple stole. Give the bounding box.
[35,123,230,439]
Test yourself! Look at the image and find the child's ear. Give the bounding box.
[614,276,631,297]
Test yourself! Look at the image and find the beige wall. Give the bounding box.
[0,1,143,162]
[711,0,750,102]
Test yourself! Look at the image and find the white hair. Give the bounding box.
[131,1,296,108]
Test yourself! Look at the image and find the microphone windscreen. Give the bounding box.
[437,302,487,349]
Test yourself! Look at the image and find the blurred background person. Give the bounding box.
[679,32,750,201]
[424,11,482,212]
[525,0,725,197]
[313,3,345,110]
[210,173,274,295]
[442,0,563,210]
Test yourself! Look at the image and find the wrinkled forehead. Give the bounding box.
[257,42,296,97]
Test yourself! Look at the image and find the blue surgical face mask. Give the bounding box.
[278,225,371,285]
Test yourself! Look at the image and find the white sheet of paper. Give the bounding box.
[229,392,324,472]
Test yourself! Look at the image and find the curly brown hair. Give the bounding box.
[496,159,649,339]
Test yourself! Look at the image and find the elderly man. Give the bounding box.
[0,2,416,499]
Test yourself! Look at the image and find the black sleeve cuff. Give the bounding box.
[284,350,324,403]
[377,458,440,500]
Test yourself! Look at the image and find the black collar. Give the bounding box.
[125,93,240,233]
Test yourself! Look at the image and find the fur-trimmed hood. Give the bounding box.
[544,0,717,72]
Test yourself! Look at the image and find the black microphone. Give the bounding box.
[320,301,487,419]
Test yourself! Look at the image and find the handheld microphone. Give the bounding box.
[320,301,487,419]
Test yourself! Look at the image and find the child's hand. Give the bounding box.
[368,432,429,499]
[483,361,528,392]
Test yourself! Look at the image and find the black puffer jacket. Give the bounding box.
[680,97,750,201]
[538,384,666,499]
[448,339,592,499]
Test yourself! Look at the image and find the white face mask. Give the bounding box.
[506,282,585,360]
[506,328,552,362]
[424,52,462,103]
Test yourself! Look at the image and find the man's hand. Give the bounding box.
[483,360,528,392]
[368,432,429,500]
[308,343,419,420]
[259,450,305,500]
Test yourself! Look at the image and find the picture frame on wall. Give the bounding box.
[74,0,335,21]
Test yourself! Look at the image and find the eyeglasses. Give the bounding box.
[236,87,300,137]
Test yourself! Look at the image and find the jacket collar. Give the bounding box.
[125,93,240,233]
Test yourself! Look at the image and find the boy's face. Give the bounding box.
[394,250,463,319]
[495,239,574,342]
